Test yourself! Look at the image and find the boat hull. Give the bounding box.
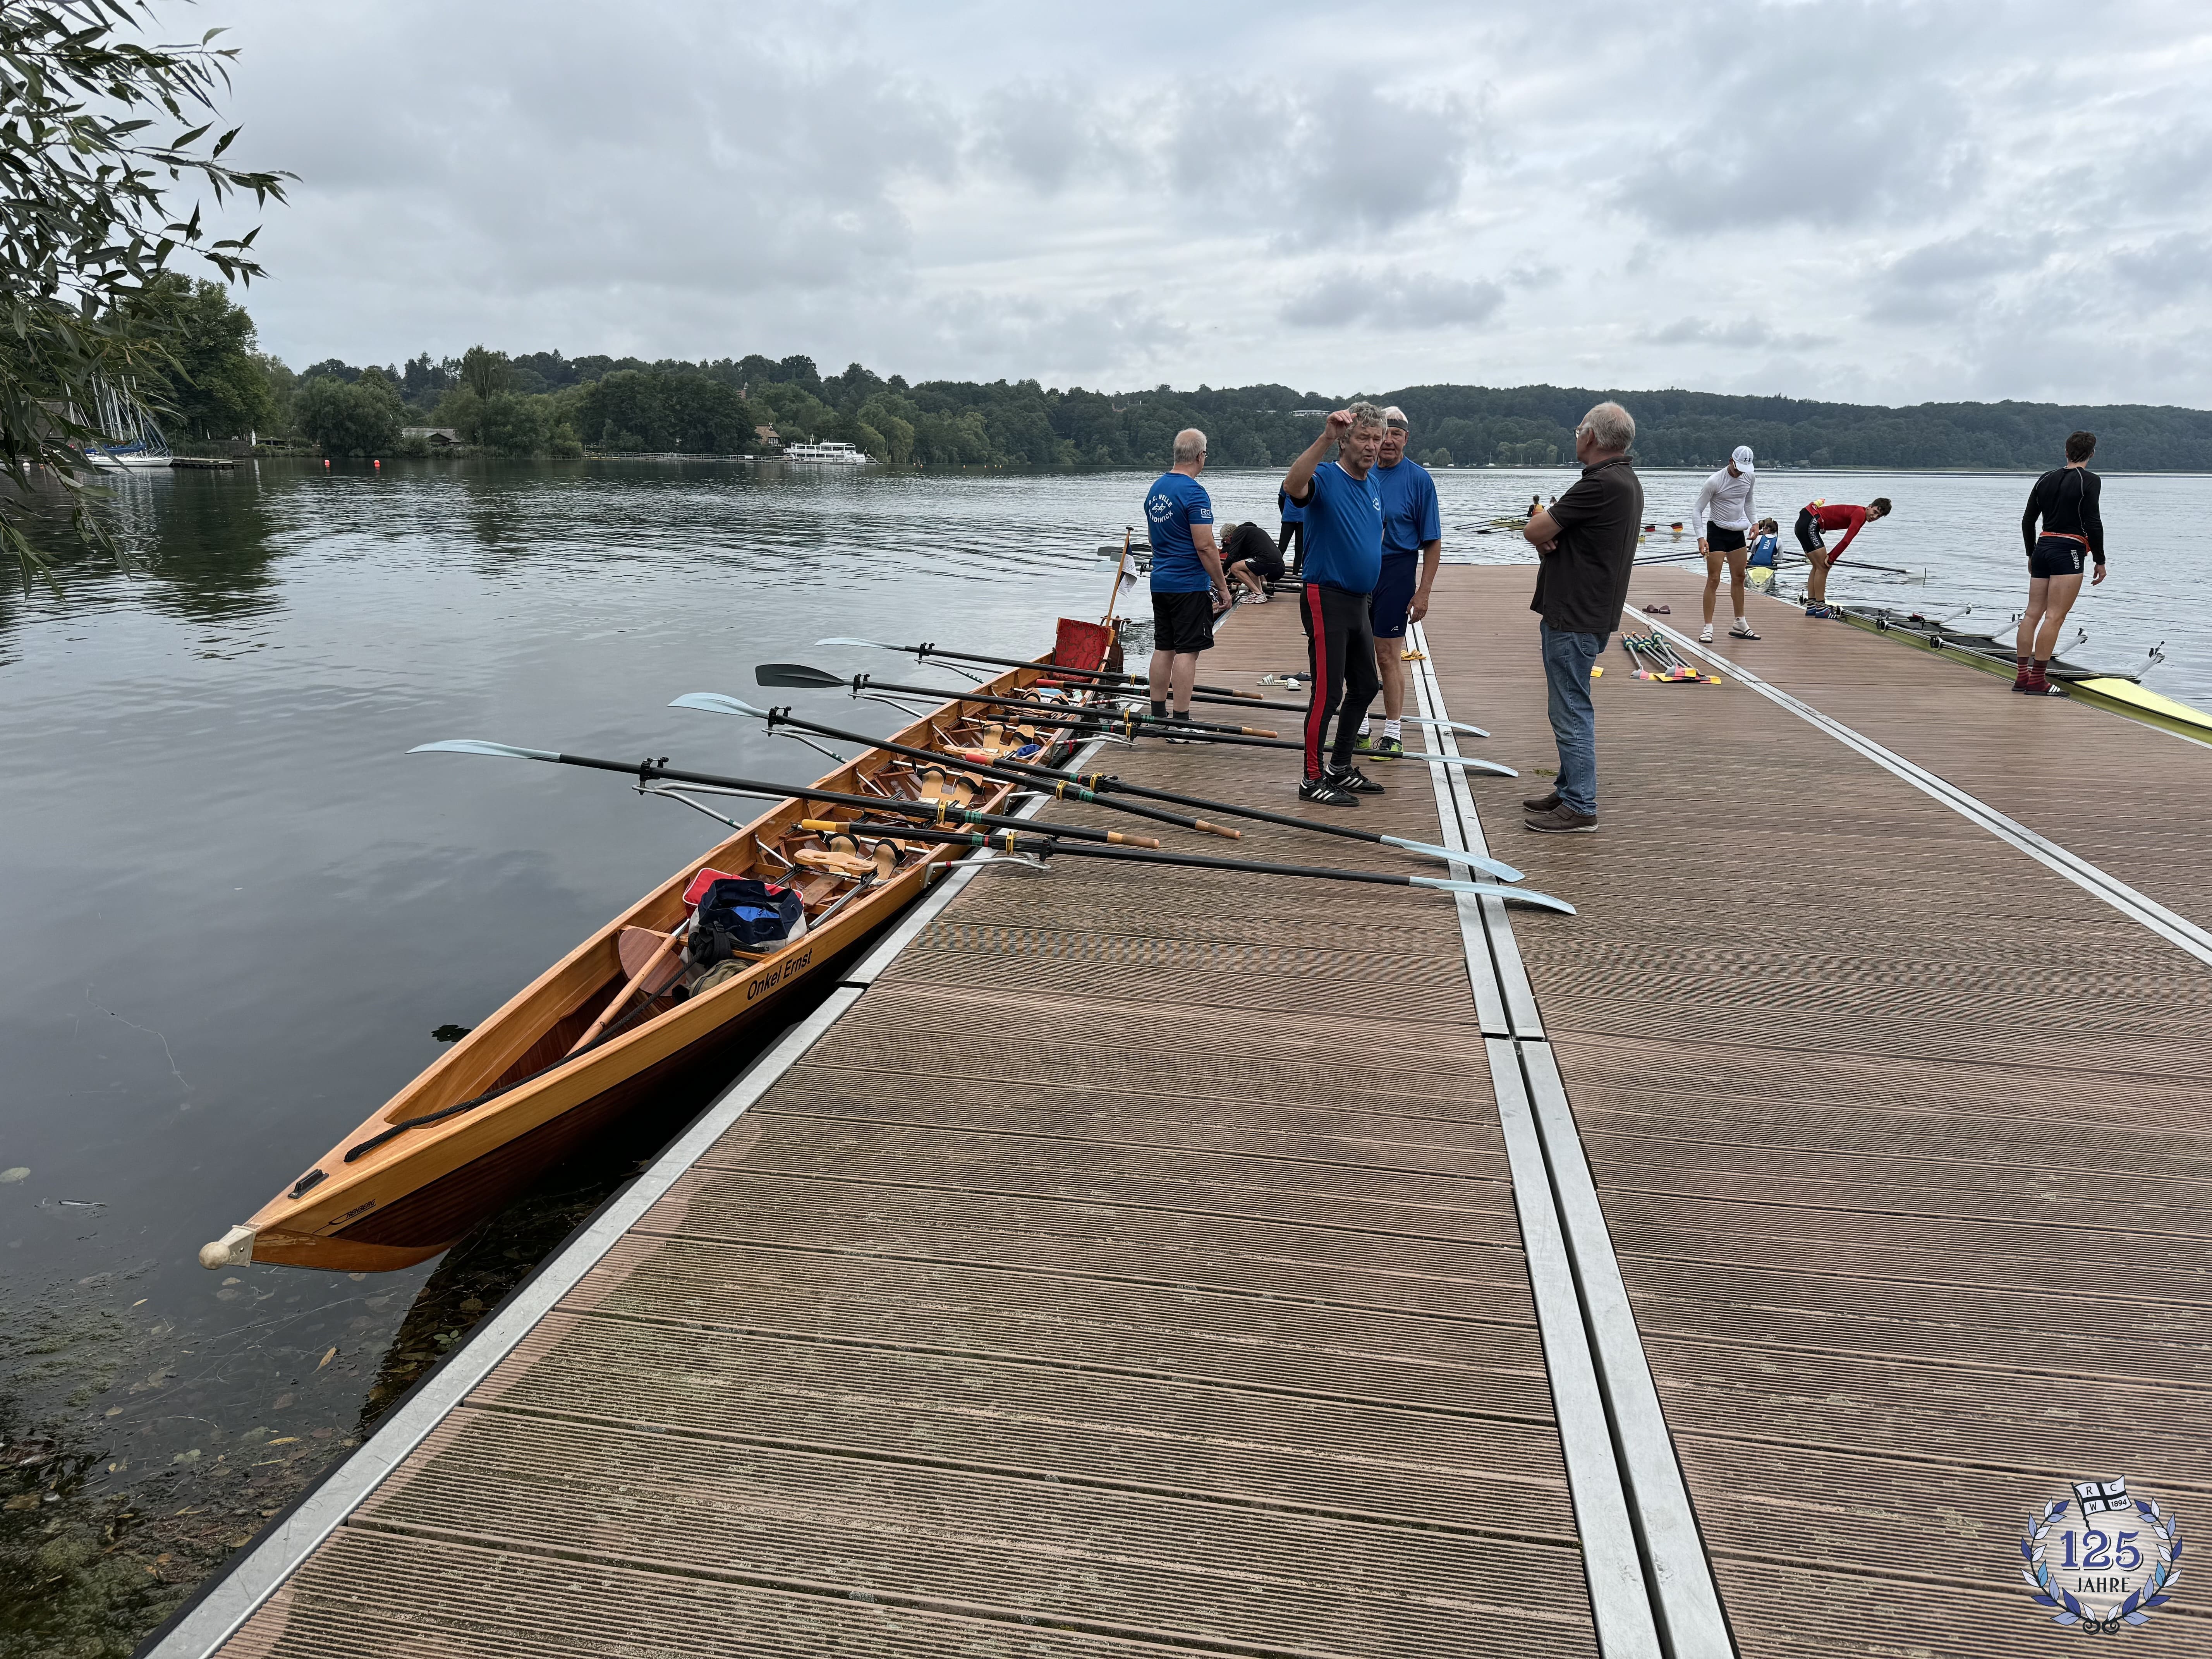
[226,657,1084,1273]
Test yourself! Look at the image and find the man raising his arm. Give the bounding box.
[1281,403,1388,805]
[1520,403,1643,834]
[1142,428,1232,737]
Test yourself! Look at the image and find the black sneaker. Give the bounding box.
[1329,764,1384,795]
[1298,774,1360,806]
[1522,789,1561,812]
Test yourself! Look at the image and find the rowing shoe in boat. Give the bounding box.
[198,649,1100,1274]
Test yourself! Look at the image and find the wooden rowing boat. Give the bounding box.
[201,655,1096,1274]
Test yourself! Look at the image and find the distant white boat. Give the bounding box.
[80,378,173,471]
[780,440,870,465]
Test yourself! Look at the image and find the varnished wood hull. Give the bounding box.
[225,658,1081,1273]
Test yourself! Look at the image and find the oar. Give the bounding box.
[817,636,1266,702]
[566,919,685,1057]
[408,741,1163,847]
[794,820,1573,914]
[818,635,1491,737]
[756,663,1279,738]
[702,687,1510,773]
[673,695,1525,882]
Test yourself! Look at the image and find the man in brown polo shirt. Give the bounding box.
[1519,402,1643,833]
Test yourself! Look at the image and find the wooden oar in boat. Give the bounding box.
[673,695,1525,883]
[566,919,685,1057]
[792,820,1573,913]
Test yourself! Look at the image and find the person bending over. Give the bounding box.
[1218,520,1285,603]
[1794,495,1892,616]
[1281,404,1388,805]
[1358,406,1441,759]
[2015,431,2107,695]
[1693,445,1760,642]
[1142,428,1231,738]
[1520,403,1643,834]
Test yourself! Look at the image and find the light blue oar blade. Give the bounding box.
[1403,715,1491,738]
[410,739,561,762]
[1407,750,1517,776]
[1411,876,1575,915]
[815,636,899,650]
[1380,836,1522,883]
[671,692,769,719]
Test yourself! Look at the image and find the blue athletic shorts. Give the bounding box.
[1369,552,1420,639]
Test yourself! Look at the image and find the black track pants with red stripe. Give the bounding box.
[1300,581,1381,780]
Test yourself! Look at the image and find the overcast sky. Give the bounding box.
[198,0,2210,406]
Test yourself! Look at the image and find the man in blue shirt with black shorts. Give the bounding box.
[1143,428,1231,735]
[1281,402,1387,805]
[1357,406,1442,761]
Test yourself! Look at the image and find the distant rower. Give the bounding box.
[2015,431,2107,695]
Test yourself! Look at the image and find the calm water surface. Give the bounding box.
[2,457,2206,1651]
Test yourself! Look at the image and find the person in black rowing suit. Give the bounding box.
[1218,520,1285,603]
[2016,430,2107,695]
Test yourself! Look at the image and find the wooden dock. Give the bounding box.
[143,566,2212,1658]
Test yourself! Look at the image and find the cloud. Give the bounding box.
[1283,271,1506,330]
[1647,317,1830,350]
[193,0,2212,403]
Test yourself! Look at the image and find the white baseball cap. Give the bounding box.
[1731,445,1755,473]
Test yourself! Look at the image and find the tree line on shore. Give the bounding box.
[151,283,2212,472]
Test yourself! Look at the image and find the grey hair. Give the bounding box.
[1578,402,1635,452]
[1173,428,1207,464]
[1345,401,1387,433]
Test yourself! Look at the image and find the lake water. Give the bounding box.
[3,457,2205,1652]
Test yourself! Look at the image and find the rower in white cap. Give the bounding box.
[1692,444,1760,643]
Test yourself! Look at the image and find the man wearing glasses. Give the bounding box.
[1520,403,1642,833]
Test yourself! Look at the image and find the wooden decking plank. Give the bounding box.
[1426,567,2212,1657]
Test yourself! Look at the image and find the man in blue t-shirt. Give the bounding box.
[1280,402,1387,805]
[1142,428,1231,736]
[1358,406,1443,761]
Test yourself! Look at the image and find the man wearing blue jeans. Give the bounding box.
[1520,403,1643,833]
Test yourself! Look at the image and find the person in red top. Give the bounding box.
[1793,495,1892,616]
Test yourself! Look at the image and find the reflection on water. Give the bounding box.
[2,456,2208,1653]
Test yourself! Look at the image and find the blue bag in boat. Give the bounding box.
[687,878,804,966]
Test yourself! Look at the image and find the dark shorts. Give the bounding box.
[1151,589,1216,653]
[1794,507,1826,556]
[1369,552,1420,638]
[2030,535,2088,579]
[1705,522,1747,554]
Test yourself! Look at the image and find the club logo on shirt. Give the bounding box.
[2018,1477,2184,1633]
[1147,493,1173,522]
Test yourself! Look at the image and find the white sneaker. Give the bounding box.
[1698,624,1715,643]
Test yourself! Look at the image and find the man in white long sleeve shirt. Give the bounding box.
[1693,444,1760,642]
